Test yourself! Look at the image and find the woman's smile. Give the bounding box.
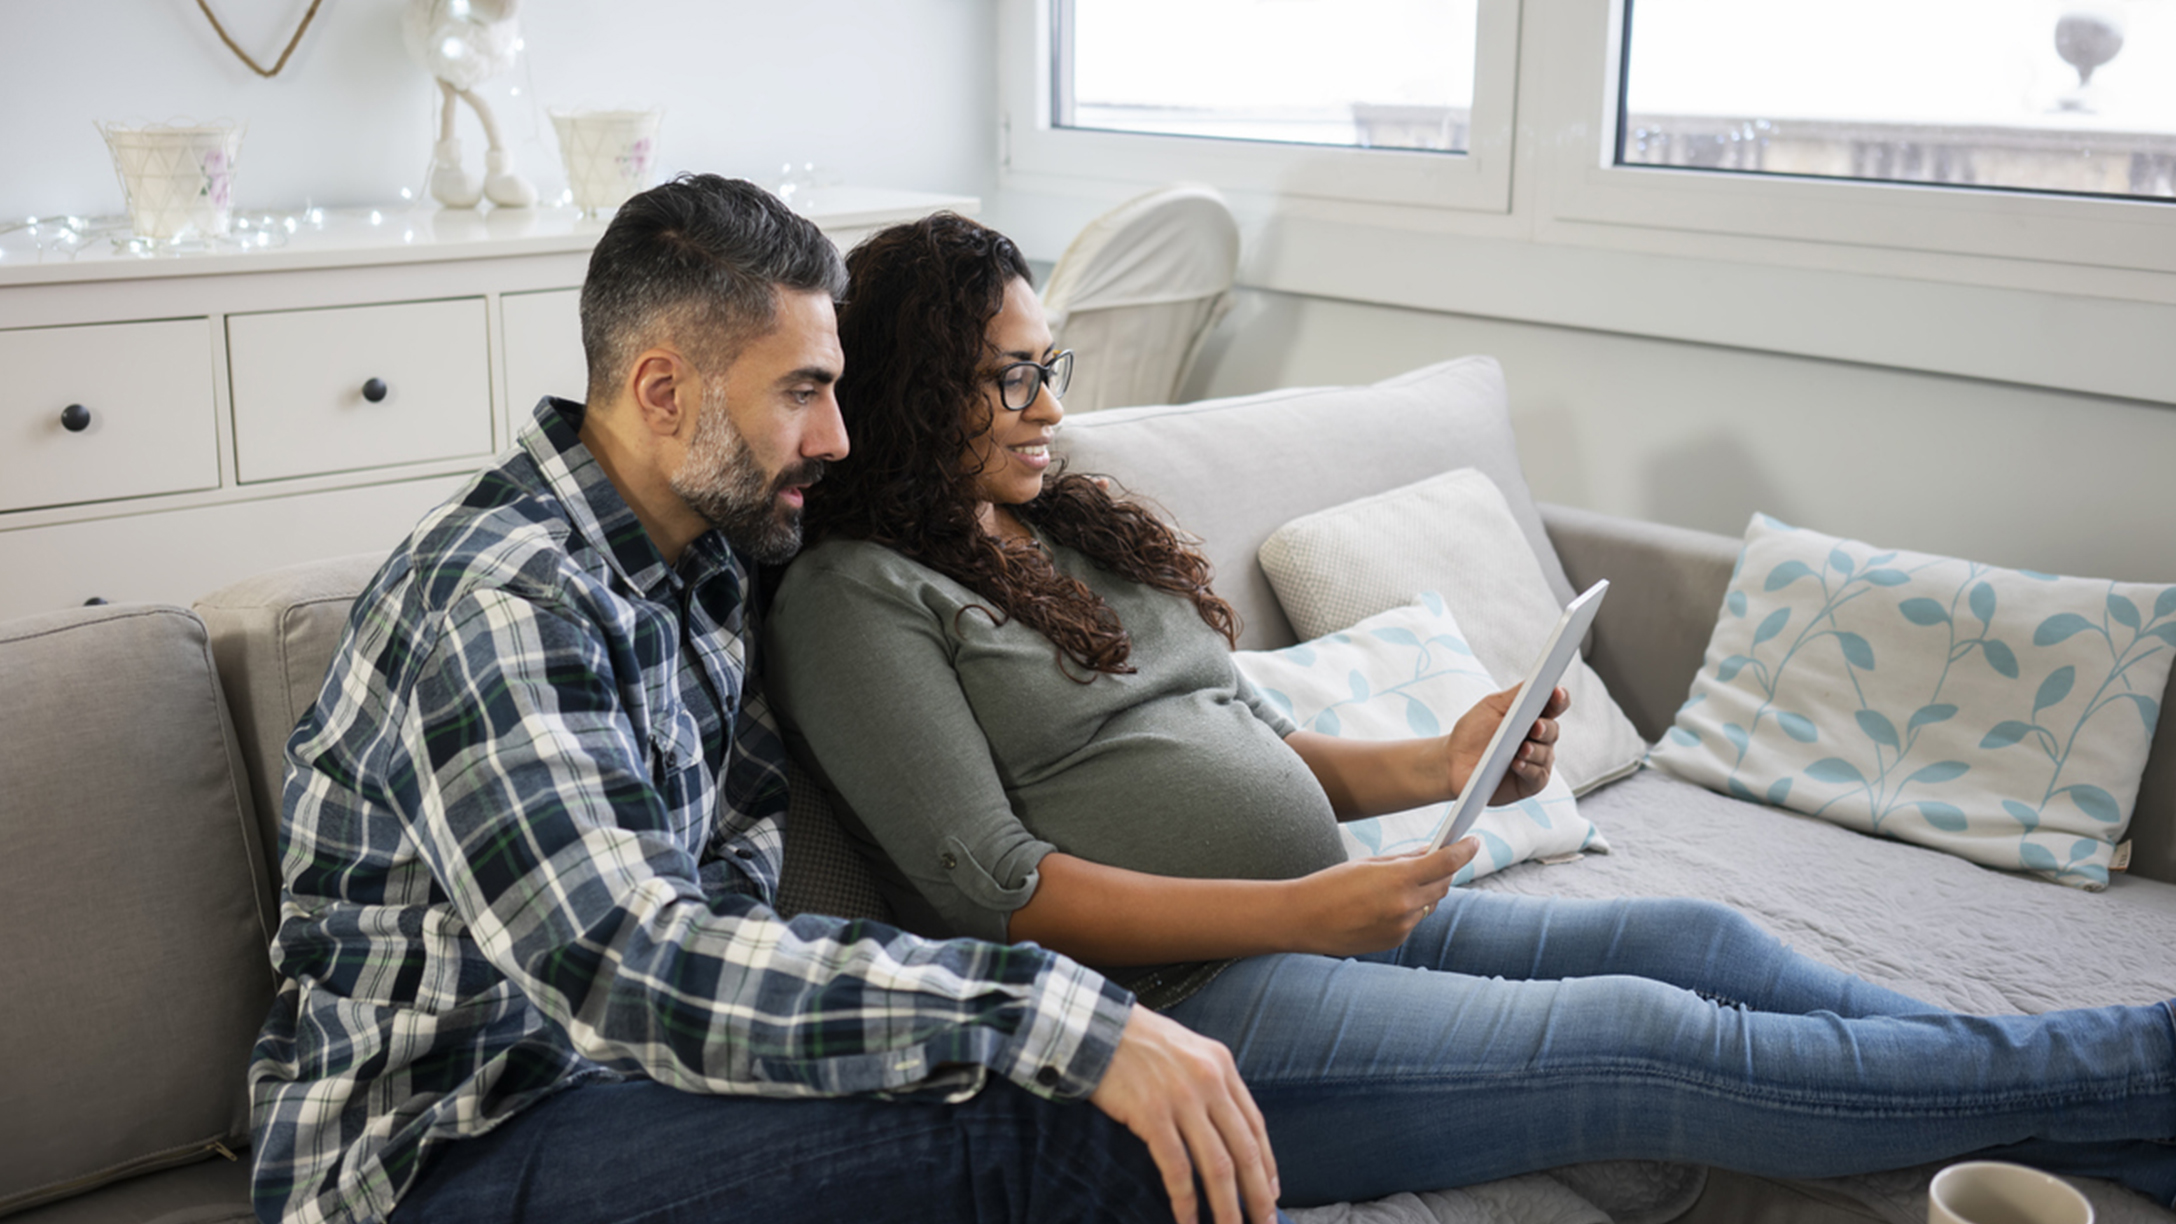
[1005,439,1053,470]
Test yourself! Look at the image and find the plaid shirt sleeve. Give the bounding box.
[395,584,1132,1100]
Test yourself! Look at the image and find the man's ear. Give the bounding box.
[628,348,700,440]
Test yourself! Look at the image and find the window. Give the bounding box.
[1056,0,1480,154]
[1000,0,1520,210]
[999,0,2176,393]
[1618,0,2176,202]
[1523,2,2176,278]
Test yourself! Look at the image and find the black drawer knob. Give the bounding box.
[60,403,91,432]
[83,597,108,606]
[362,378,389,403]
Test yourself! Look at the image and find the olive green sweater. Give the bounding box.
[769,534,1345,1008]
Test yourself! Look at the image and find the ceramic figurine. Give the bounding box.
[402,0,537,208]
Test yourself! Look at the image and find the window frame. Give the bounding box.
[998,0,1524,213]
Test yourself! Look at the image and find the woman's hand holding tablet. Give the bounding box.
[1426,581,1609,853]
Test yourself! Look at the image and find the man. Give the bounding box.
[248,175,1279,1224]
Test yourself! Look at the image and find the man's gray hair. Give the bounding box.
[579,174,847,407]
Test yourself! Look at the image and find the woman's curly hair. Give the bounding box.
[804,211,1236,677]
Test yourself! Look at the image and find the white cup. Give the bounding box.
[549,109,663,216]
[1929,1162,2093,1224]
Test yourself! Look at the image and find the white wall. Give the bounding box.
[1181,289,2176,584]
[0,0,995,221]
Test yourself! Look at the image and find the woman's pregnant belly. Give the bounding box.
[1008,689,1348,884]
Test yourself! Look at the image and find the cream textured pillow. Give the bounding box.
[1259,468,1645,795]
[1233,594,1606,883]
[1648,514,2176,889]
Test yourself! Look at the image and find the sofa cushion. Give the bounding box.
[1478,767,2176,1016]
[1259,468,1647,796]
[194,553,388,872]
[4,1153,251,1224]
[775,753,894,922]
[1650,515,2176,890]
[1233,594,1605,881]
[1053,356,1574,650]
[0,606,277,1217]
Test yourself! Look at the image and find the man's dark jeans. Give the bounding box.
[395,1076,1284,1223]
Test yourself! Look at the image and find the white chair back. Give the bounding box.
[1040,185,1239,412]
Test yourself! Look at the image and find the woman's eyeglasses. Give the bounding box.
[994,350,1074,411]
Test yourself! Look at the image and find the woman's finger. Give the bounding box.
[1449,836,1479,869]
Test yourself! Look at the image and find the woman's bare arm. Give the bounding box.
[1007,843,1473,966]
[1282,685,1570,820]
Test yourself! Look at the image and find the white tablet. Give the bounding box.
[1426,580,1610,853]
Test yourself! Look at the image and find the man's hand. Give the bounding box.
[1089,1005,1280,1224]
[1287,840,1474,956]
[1447,684,1570,806]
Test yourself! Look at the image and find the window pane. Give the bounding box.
[1619,0,2176,201]
[1056,0,1479,154]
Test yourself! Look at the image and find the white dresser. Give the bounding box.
[0,188,974,620]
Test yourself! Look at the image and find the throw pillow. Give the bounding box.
[1259,467,1646,795]
[1648,514,2176,889]
[1233,594,1607,884]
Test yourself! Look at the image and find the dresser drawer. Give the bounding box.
[228,297,495,483]
[502,288,585,417]
[0,318,220,514]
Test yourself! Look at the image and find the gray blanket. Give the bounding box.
[1292,767,2176,1224]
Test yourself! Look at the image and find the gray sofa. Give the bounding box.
[4,356,2171,1224]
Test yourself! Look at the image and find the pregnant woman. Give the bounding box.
[767,212,2176,1210]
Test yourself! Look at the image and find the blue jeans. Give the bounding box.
[1165,891,2176,1208]
[393,1075,1293,1224]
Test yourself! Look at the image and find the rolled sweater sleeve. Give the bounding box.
[395,586,1128,1101]
[768,553,1057,945]
[1235,669,1300,738]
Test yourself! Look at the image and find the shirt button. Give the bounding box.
[733,846,755,860]
[1035,1066,1061,1088]
[940,852,957,869]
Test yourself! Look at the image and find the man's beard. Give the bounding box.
[669,387,824,565]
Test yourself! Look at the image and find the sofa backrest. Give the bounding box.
[2134,686,2176,884]
[195,553,390,876]
[0,605,278,1215]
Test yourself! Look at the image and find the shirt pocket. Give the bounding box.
[646,706,708,846]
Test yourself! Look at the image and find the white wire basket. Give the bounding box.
[549,110,662,216]
[97,121,246,241]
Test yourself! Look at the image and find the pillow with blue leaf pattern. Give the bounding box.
[1648,514,2176,889]
[1233,594,1606,884]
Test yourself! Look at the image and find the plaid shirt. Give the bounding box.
[248,398,1133,1224]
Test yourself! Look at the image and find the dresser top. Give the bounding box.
[0,186,978,288]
